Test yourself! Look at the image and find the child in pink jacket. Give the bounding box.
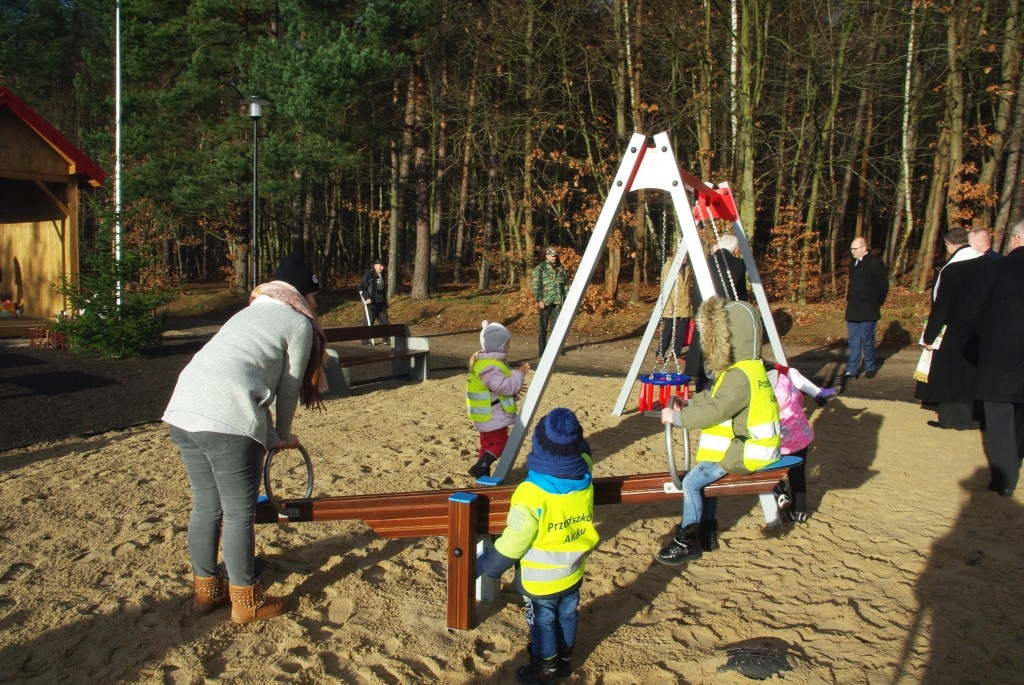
[466,321,530,478]
[765,362,816,522]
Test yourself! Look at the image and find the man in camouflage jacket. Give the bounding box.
[532,247,568,357]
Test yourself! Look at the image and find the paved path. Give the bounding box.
[391,325,921,406]
[0,316,921,452]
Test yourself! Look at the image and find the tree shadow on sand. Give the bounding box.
[895,468,1024,682]
[0,565,296,683]
[800,395,882,511]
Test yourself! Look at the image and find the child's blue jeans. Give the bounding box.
[523,589,580,660]
[681,460,728,527]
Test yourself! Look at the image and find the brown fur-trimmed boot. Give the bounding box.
[192,575,229,614]
[228,582,290,624]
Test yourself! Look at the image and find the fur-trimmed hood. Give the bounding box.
[695,296,763,376]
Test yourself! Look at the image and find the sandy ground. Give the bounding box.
[1,337,1021,684]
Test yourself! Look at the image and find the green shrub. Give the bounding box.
[52,227,170,358]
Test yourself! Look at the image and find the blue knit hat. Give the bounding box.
[527,408,588,479]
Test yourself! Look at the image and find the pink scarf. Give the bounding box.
[250,282,327,410]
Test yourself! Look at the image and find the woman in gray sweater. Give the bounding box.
[163,255,326,623]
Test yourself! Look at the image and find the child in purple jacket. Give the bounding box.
[466,321,530,477]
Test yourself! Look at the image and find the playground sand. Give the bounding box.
[1,373,1021,684]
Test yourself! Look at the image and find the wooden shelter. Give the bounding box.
[0,87,106,322]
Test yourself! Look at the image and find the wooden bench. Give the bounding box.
[254,466,792,630]
[320,324,429,395]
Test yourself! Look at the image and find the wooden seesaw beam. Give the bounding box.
[254,468,790,631]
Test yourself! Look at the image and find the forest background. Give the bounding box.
[2,0,1022,310]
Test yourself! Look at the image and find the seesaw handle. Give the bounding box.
[263,444,314,519]
[665,421,690,491]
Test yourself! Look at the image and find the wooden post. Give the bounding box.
[447,492,478,631]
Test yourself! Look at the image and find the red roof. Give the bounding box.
[0,86,107,187]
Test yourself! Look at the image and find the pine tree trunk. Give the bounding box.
[411,57,430,300]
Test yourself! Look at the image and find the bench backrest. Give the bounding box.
[323,324,410,344]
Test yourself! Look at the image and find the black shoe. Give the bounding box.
[516,656,558,684]
[467,451,498,479]
[837,371,859,380]
[865,369,878,379]
[656,524,703,565]
[786,509,809,524]
[926,420,949,429]
[988,483,1015,498]
[555,648,573,678]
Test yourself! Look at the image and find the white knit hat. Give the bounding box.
[480,320,512,352]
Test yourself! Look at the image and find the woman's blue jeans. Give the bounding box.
[170,427,264,586]
[681,460,728,527]
[523,590,579,660]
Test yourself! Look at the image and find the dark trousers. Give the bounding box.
[362,304,389,343]
[982,401,1024,492]
[368,304,389,327]
[657,317,690,359]
[937,401,982,430]
[538,303,561,356]
[786,446,810,512]
[683,329,711,392]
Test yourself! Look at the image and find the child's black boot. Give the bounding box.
[697,518,719,552]
[656,523,702,565]
[516,655,558,684]
[556,647,574,677]
[468,451,497,478]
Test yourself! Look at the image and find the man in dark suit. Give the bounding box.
[974,221,1024,497]
[914,228,988,429]
[840,237,888,380]
[969,227,1003,260]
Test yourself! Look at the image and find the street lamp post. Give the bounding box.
[241,96,270,290]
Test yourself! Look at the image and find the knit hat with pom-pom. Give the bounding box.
[527,408,589,479]
[480,320,512,353]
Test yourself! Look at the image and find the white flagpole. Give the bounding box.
[114,0,123,306]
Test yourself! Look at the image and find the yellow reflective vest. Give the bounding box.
[696,359,781,472]
[495,463,600,597]
[466,358,517,423]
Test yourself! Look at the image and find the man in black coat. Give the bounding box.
[974,221,1024,497]
[969,227,1003,260]
[840,237,889,379]
[914,228,988,429]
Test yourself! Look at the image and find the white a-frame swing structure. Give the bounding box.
[479,131,787,486]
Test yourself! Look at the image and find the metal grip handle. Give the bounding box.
[263,444,314,519]
[664,421,690,491]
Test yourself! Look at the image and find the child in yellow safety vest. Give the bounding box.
[657,296,782,566]
[477,408,600,684]
[466,320,530,478]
